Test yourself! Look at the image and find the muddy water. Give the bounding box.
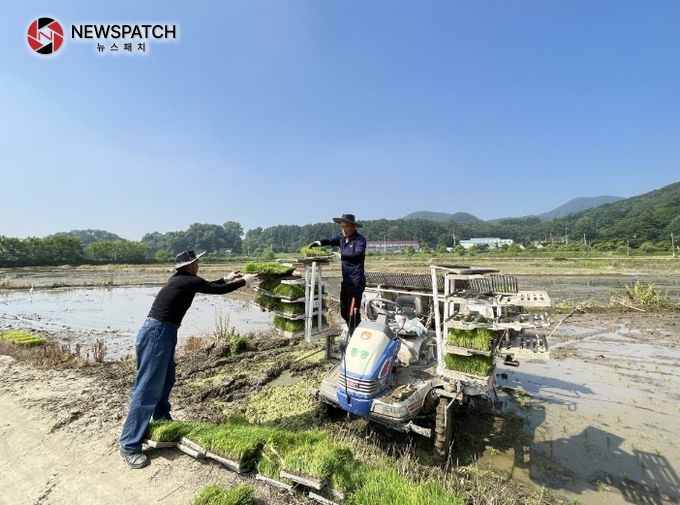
[0,287,273,359]
[487,313,680,505]
[519,274,680,304]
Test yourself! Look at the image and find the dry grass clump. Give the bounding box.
[611,280,677,310]
[177,335,214,356]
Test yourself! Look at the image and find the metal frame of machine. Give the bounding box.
[316,264,552,462]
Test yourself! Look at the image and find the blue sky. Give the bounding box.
[3,1,679,241]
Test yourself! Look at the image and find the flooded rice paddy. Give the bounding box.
[0,287,273,359]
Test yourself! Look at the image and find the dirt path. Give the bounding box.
[0,356,306,505]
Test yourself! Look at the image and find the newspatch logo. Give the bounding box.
[27,17,64,54]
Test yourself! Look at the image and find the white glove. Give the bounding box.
[331,252,341,261]
[308,240,321,247]
[224,270,242,282]
[241,274,258,285]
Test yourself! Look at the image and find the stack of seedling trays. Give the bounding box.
[248,262,327,337]
[441,325,497,395]
[145,419,264,474]
[145,420,356,505]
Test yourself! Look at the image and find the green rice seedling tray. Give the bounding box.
[274,315,327,333]
[206,451,250,474]
[143,439,177,449]
[255,292,280,311]
[258,277,282,293]
[444,344,493,357]
[446,327,494,352]
[178,437,207,459]
[299,245,333,258]
[189,422,267,471]
[146,420,197,443]
[443,353,494,376]
[255,473,293,491]
[243,262,296,277]
[308,491,341,505]
[255,285,306,302]
[280,470,326,490]
[273,282,306,300]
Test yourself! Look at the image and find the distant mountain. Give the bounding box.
[538,196,624,221]
[407,195,624,224]
[553,181,680,242]
[403,211,481,223]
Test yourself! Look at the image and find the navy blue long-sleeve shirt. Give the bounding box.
[148,271,246,325]
[320,231,366,286]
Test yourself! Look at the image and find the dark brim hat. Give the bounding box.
[333,213,362,228]
[174,250,206,269]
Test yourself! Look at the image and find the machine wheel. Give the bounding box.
[316,400,344,423]
[433,396,454,465]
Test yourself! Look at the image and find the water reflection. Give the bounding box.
[0,287,273,359]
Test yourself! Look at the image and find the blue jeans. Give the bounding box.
[119,318,177,453]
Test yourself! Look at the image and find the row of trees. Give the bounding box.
[1,226,676,268]
[0,235,149,267]
[141,222,244,259]
[1,183,677,267]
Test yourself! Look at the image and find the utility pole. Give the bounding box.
[672,232,676,259]
[564,226,569,245]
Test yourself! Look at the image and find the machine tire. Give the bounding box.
[433,396,454,465]
[316,400,343,422]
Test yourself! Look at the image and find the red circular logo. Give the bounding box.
[27,17,64,55]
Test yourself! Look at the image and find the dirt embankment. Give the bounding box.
[0,340,320,505]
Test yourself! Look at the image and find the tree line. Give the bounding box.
[1,182,677,267]
[0,216,676,268]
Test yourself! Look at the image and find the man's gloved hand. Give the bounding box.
[308,240,321,247]
[224,270,242,282]
[241,274,258,285]
[331,252,341,262]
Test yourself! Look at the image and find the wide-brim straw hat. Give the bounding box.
[174,250,206,269]
[332,213,362,228]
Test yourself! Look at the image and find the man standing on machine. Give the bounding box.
[309,214,366,336]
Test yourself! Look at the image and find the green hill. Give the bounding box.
[403,211,481,223]
[552,181,680,243]
[539,196,623,221]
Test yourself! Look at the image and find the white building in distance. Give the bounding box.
[367,240,421,253]
[458,237,514,250]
